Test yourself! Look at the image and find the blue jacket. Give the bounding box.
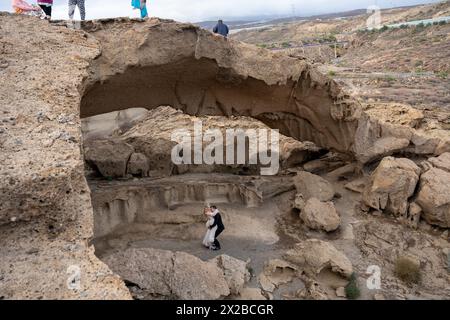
[213,21,229,37]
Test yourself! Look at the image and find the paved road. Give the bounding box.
[373,16,450,30]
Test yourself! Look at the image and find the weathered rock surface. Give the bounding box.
[127,153,150,177]
[293,171,335,202]
[364,103,424,128]
[237,287,267,300]
[103,248,250,299]
[363,157,420,216]
[300,198,341,232]
[84,106,322,177]
[171,252,230,300]
[284,239,353,278]
[81,108,149,141]
[85,140,135,178]
[401,202,422,229]
[344,177,368,194]
[0,14,131,299]
[427,152,450,173]
[211,254,250,296]
[261,259,297,289]
[416,168,450,228]
[354,220,450,298]
[1,12,449,300]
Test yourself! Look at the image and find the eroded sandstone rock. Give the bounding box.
[260,259,297,290]
[85,140,134,178]
[293,171,335,202]
[427,152,450,173]
[416,168,450,228]
[211,254,250,296]
[103,248,250,299]
[237,287,267,300]
[284,239,353,278]
[84,106,322,177]
[127,152,150,177]
[300,198,341,232]
[400,202,422,229]
[363,157,420,216]
[2,12,450,300]
[172,251,230,299]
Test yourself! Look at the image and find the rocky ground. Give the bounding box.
[83,106,450,300]
[0,6,449,300]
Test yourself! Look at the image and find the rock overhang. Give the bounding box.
[1,13,449,299]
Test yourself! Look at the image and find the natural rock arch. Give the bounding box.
[80,19,362,156]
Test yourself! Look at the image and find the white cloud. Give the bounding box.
[1,0,442,22]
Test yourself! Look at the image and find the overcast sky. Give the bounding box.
[1,0,443,22]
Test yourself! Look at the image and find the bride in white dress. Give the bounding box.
[202,207,217,249]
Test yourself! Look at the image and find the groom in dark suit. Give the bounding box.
[209,205,225,251]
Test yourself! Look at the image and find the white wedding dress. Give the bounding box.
[202,216,218,248]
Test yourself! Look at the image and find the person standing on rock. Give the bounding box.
[213,20,229,38]
[209,205,225,251]
[68,0,86,21]
[131,0,148,19]
[37,0,53,20]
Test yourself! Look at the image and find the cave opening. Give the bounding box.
[79,55,344,299]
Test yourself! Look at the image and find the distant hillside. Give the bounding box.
[231,1,450,45]
[194,3,437,32]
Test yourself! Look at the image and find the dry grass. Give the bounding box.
[395,257,421,285]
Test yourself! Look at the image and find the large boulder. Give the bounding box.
[427,152,450,173]
[363,157,420,216]
[172,252,230,300]
[300,198,341,232]
[284,239,353,278]
[258,259,297,293]
[127,152,150,177]
[293,171,335,202]
[84,139,134,178]
[416,168,450,228]
[211,254,250,296]
[103,248,251,300]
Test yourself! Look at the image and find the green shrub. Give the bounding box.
[380,25,389,32]
[439,20,447,26]
[385,75,395,82]
[412,22,425,34]
[447,252,450,272]
[281,42,291,48]
[394,257,421,285]
[328,70,336,77]
[345,273,361,300]
[400,24,408,29]
[437,71,449,79]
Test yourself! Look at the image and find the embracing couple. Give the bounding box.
[202,205,225,251]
